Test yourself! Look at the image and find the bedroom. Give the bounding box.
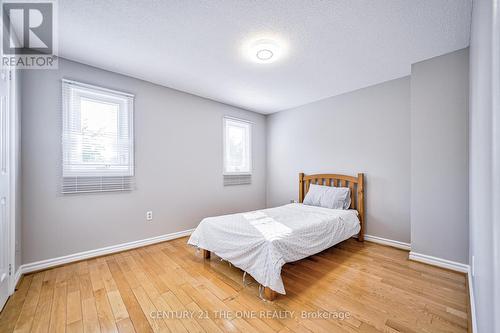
[0,0,498,332]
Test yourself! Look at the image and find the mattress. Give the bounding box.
[187,203,361,294]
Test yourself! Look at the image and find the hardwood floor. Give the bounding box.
[0,237,469,333]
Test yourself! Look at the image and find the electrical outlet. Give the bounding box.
[146,211,153,221]
[290,199,297,203]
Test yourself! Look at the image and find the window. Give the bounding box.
[62,79,134,193]
[223,117,252,185]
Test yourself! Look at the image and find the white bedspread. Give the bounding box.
[187,203,360,294]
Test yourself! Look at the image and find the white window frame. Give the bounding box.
[222,116,252,175]
[62,79,134,178]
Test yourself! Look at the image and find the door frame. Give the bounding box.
[8,68,18,295]
[2,68,19,296]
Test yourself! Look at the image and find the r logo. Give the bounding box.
[2,2,53,55]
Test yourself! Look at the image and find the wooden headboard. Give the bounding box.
[299,173,365,241]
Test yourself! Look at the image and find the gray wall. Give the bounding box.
[266,77,411,243]
[410,48,469,264]
[469,0,500,332]
[21,58,267,264]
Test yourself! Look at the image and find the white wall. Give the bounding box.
[266,77,411,243]
[469,0,500,332]
[410,48,469,264]
[21,58,267,264]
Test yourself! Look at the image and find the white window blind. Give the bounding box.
[62,79,134,193]
[223,117,252,185]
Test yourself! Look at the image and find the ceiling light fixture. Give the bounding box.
[242,37,286,64]
[256,49,274,61]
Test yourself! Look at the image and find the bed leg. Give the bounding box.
[263,287,277,301]
[202,249,211,259]
[357,233,364,242]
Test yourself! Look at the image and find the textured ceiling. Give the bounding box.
[59,0,472,114]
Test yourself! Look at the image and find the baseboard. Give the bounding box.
[20,228,194,275]
[364,234,411,251]
[467,267,478,333]
[408,251,469,273]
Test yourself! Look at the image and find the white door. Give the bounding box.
[0,69,11,311]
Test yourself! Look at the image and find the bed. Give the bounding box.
[187,172,365,300]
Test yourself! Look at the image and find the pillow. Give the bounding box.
[303,184,351,209]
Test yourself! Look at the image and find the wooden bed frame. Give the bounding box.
[202,172,365,301]
[299,172,365,242]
